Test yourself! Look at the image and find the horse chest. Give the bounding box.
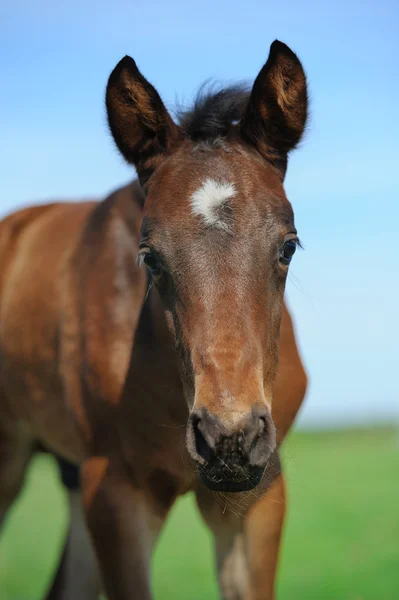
[110,391,196,498]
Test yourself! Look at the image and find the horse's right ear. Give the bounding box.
[106,57,180,186]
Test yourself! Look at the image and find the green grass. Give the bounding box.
[0,428,398,600]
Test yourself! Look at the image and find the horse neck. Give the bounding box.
[130,281,186,412]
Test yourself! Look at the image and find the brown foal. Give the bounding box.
[0,40,308,599]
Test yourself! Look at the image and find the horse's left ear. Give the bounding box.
[106,56,180,186]
[240,40,308,174]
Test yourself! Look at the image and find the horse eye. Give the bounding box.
[142,252,161,275]
[280,240,297,265]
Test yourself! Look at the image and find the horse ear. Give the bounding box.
[106,56,180,186]
[240,40,308,174]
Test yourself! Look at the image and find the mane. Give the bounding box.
[176,83,250,142]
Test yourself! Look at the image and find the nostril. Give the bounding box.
[248,417,267,454]
[193,418,212,463]
[247,411,276,466]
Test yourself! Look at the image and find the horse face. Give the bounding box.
[106,41,307,491]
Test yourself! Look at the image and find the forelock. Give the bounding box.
[176,83,250,143]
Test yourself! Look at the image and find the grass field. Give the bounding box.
[0,428,398,600]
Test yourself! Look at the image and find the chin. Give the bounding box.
[198,465,265,493]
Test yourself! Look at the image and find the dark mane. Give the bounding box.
[176,83,250,142]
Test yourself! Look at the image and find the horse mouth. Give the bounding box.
[198,465,264,493]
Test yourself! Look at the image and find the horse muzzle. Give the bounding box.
[186,405,276,492]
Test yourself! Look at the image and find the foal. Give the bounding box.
[0,41,308,599]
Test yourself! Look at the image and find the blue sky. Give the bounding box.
[1,0,398,427]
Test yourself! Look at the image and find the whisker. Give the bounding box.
[144,280,153,301]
